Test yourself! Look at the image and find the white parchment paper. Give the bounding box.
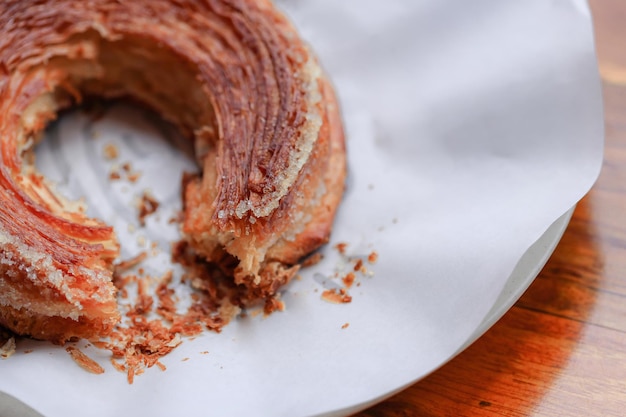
[0,1,603,416]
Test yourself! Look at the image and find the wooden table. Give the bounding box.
[358,1,626,415]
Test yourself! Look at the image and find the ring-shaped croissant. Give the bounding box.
[0,0,346,343]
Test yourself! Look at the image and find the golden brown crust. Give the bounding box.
[0,0,346,342]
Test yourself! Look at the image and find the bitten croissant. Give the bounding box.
[0,0,346,343]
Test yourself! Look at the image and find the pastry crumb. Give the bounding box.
[0,337,16,359]
[334,242,348,255]
[103,265,239,384]
[342,272,356,288]
[321,288,352,304]
[66,347,104,374]
[341,322,350,329]
[368,251,378,264]
[128,171,142,183]
[137,191,160,226]
[320,244,379,305]
[109,169,121,180]
[113,252,148,276]
[121,162,142,183]
[110,358,125,372]
[103,143,119,160]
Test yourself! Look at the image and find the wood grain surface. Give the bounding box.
[357,0,626,415]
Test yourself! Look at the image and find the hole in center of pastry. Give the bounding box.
[10,29,217,268]
[34,102,198,267]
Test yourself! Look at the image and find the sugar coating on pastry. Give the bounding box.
[0,0,346,343]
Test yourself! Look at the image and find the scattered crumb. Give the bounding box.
[137,235,146,247]
[322,244,379,304]
[128,172,142,183]
[103,264,239,383]
[109,170,121,180]
[103,143,119,160]
[150,242,160,257]
[130,278,154,315]
[113,252,148,276]
[182,357,189,362]
[321,288,352,304]
[137,191,160,226]
[368,251,378,264]
[0,337,16,359]
[66,347,104,374]
[342,272,356,288]
[200,351,209,355]
[23,349,33,354]
[17,223,365,381]
[335,242,348,255]
[120,162,142,183]
[113,274,137,299]
[110,358,125,372]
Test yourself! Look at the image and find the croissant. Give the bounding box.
[0,0,346,343]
